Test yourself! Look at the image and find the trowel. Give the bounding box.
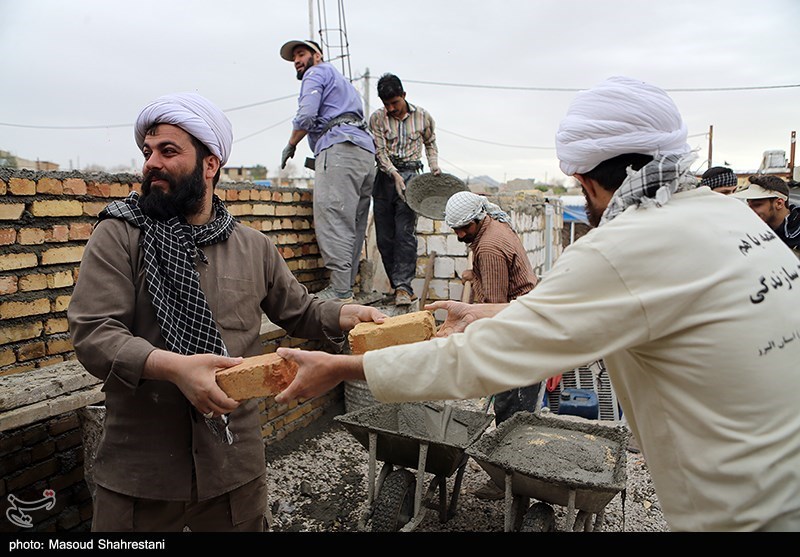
[423,401,468,445]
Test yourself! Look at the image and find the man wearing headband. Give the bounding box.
[700,166,739,195]
[445,191,539,500]
[733,175,800,256]
[274,76,800,531]
[279,39,376,303]
[67,92,386,532]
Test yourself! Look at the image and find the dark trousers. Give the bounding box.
[493,383,542,425]
[373,168,419,294]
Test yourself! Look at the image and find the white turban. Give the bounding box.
[135,92,233,166]
[445,191,511,229]
[555,76,689,176]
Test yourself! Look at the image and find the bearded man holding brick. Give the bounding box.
[67,92,385,532]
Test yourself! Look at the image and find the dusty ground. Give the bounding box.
[264,398,669,533]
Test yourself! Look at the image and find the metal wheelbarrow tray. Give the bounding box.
[335,401,494,531]
[466,411,629,532]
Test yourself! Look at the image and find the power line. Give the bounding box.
[0,94,297,131]
[438,127,554,150]
[404,79,800,93]
[234,117,293,143]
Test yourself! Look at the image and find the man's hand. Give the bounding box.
[461,269,475,282]
[430,164,442,176]
[274,349,365,405]
[145,350,241,418]
[339,304,388,331]
[424,300,508,337]
[281,143,296,169]
[392,171,407,202]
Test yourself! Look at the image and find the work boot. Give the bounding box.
[394,288,416,306]
[472,479,504,501]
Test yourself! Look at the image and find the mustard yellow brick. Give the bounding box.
[30,200,83,217]
[18,273,47,292]
[45,317,69,334]
[0,203,25,220]
[47,271,74,289]
[82,201,109,217]
[0,348,15,366]
[0,253,38,271]
[0,321,43,346]
[53,295,71,312]
[0,298,51,319]
[46,337,73,355]
[40,246,84,265]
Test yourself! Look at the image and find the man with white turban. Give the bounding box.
[68,92,386,532]
[273,77,800,531]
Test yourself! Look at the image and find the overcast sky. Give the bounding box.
[1,0,798,184]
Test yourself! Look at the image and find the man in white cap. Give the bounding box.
[279,39,376,303]
[444,190,539,500]
[273,76,800,531]
[732,174,800,257]
[67,92,386,532]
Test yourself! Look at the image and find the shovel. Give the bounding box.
[422,401,469,446]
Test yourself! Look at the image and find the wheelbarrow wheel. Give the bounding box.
[371,469,417,532]
[520,502,557,532]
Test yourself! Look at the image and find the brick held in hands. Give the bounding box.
[348,310,437,354]
[215,353,298,401]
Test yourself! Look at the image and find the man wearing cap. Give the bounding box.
[445,190,539,499]
[733,175,800,256]
[279,39,376,303]
[274,76,800,531]
[369,73,441,306]
[67,92,386,532]
[700,166,739,195]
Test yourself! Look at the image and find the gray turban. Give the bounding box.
[135,92,233,166]
[445,191,511,229]
[555,76,690,176]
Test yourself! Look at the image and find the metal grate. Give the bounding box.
[544,359,621,421]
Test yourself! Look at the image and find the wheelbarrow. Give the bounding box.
[334,401,494,532]
[466,411,629,532]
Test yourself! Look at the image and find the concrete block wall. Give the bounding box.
[410,189,564,320]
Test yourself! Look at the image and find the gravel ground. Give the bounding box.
[264,398,670,533]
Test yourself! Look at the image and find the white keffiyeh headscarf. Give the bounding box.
[135,92,233,166]
[445,191,511,229]
[555,76,690,176]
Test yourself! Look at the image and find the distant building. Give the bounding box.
[220,165,267,183]
[0,150,59,171]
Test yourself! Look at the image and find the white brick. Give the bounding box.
[426,235,447,255]
[445,234,468,256]
[416,236,427,256]
[416,217,434,233]
[434,256,455,279]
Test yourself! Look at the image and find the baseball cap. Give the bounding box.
[732,175,790,201]
[279,39,322,61]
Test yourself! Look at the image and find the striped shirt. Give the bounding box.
[369,102,439,174]
[470,216,538,303]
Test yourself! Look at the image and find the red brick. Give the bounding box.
[0,276,17,296]
[17,228,45,245]
[46,225,70,243]
[62,178,87,195]
[68,222,93,241]
[109,183,131,197]
[17,341,46,361]
[6,458,60,491]
[0,228,16,245]
[48,414,79,436]
[36,177,64,195]
[86,182,112,197]
[8,177,36,195]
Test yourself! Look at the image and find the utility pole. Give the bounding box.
[707,124,713,169]
[308,0,314,40]
[363,67,370,117]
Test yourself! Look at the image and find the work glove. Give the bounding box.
[281,144,296,169]
[392,171,406,202]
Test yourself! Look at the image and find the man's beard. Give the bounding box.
[296,58,314,80]
[139,162,206,222]
[583,191,604,228]
[457,233,476,244]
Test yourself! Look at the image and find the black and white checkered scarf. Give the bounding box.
[600,153,699,226]
[99,191,237,444]
[100,191,235,357]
